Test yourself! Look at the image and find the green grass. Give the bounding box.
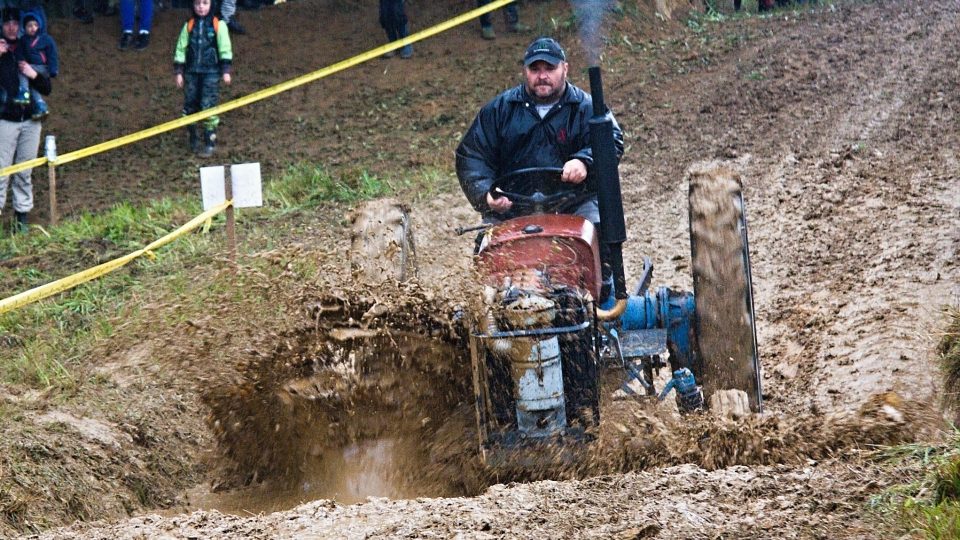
[870,308,960,538]
[0,162,448,391]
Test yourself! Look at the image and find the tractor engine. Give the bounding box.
[470,215,602,466]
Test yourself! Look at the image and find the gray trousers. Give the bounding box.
[0,119,42,214]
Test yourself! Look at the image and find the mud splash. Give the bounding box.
[195,284,941,516]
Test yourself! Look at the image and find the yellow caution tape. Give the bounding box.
[0,200,231,315]
[0,0,516,178]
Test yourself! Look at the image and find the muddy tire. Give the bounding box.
[349,198,418,284]
[687,162,762,413]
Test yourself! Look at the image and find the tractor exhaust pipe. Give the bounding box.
[589,66,628,320]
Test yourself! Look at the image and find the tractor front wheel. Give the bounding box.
[687,162,762,413]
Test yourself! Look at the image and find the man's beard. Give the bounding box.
[529,81,565,104]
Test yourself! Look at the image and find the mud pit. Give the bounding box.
[8,0,960,537]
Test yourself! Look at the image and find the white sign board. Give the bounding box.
[200,163,264,211]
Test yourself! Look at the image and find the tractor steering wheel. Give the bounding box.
[489,167,588,215]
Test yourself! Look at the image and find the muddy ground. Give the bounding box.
[2,0,960,538]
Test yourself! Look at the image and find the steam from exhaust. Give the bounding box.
[572,0,615,67]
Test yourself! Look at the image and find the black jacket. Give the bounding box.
[456,81,624,213]
[0,37,51,122]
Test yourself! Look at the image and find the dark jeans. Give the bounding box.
[379,0,407,40]
[477,0,517,28]
[182,72,221,130]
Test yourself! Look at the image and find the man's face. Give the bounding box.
[194,0,211,17]
[523,60,568,103]
[24,21,38,36]
[2,20,18,41]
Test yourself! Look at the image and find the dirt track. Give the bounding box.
[9,0,960,538]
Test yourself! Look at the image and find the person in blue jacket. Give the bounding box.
[16,12,57,120]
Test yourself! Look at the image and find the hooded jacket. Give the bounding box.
[173,14,233,75]
[20,10,59,76]
[456,81,624,215]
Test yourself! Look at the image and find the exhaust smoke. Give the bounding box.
[572,0,616,67]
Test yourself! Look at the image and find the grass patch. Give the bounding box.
[871,308,960,538]
[0,162,445,391]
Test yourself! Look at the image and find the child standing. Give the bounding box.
[173,0,232,158]
[17,12,58,120]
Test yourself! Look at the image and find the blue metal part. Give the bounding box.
[657,367,705,412]
[601,286,696,372]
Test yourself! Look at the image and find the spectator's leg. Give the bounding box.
[119,0,135,32]
[396,0,412,58]
[183,73,203,153]
[477,0,494,39]
[139,0,153,33]
[734,0,742,10]
[220,0,245,34]
[10,120,42,222]
[0,120,18,216]
[198,72,221,157]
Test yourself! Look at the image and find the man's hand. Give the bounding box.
[486,191,513,214]
[175,73,184,88]
[560,158,588,184]
[18,61,36,79]
[0,40,7,56]
[222,73,231,85]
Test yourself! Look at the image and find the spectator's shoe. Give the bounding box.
[226,19,246,35]
[400,44,413,59]
[118,32,134,50]
[14,212,28,234]
[31,101,48,120]
[134,33,150,50]
[382,49,396,59]
[481,26,496,40]
[198,130,216,158]
[509,22,530,33]
[12,89,30,105]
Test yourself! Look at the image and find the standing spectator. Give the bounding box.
[18,11,57,120]
[173,0,232,157]
[118,0,153,50]
[0,7,50,234]
[217,0,245,35]
[477,0,527,40]
[379,0,412,59]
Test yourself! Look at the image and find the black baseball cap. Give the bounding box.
[1,8,20,24]
[523,37,566,67]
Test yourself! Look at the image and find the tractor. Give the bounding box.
[460,67,762,470]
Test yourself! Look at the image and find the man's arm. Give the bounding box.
[21,63,51,95]
[455,105,502,212]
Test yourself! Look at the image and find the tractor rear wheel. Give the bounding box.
[687,162,762,413]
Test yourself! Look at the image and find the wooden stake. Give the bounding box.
[224,169,236,265]
[48,162,57,227]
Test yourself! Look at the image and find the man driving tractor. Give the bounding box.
[455,37,624,226]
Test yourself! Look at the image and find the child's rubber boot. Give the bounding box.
[199,129,216,158]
